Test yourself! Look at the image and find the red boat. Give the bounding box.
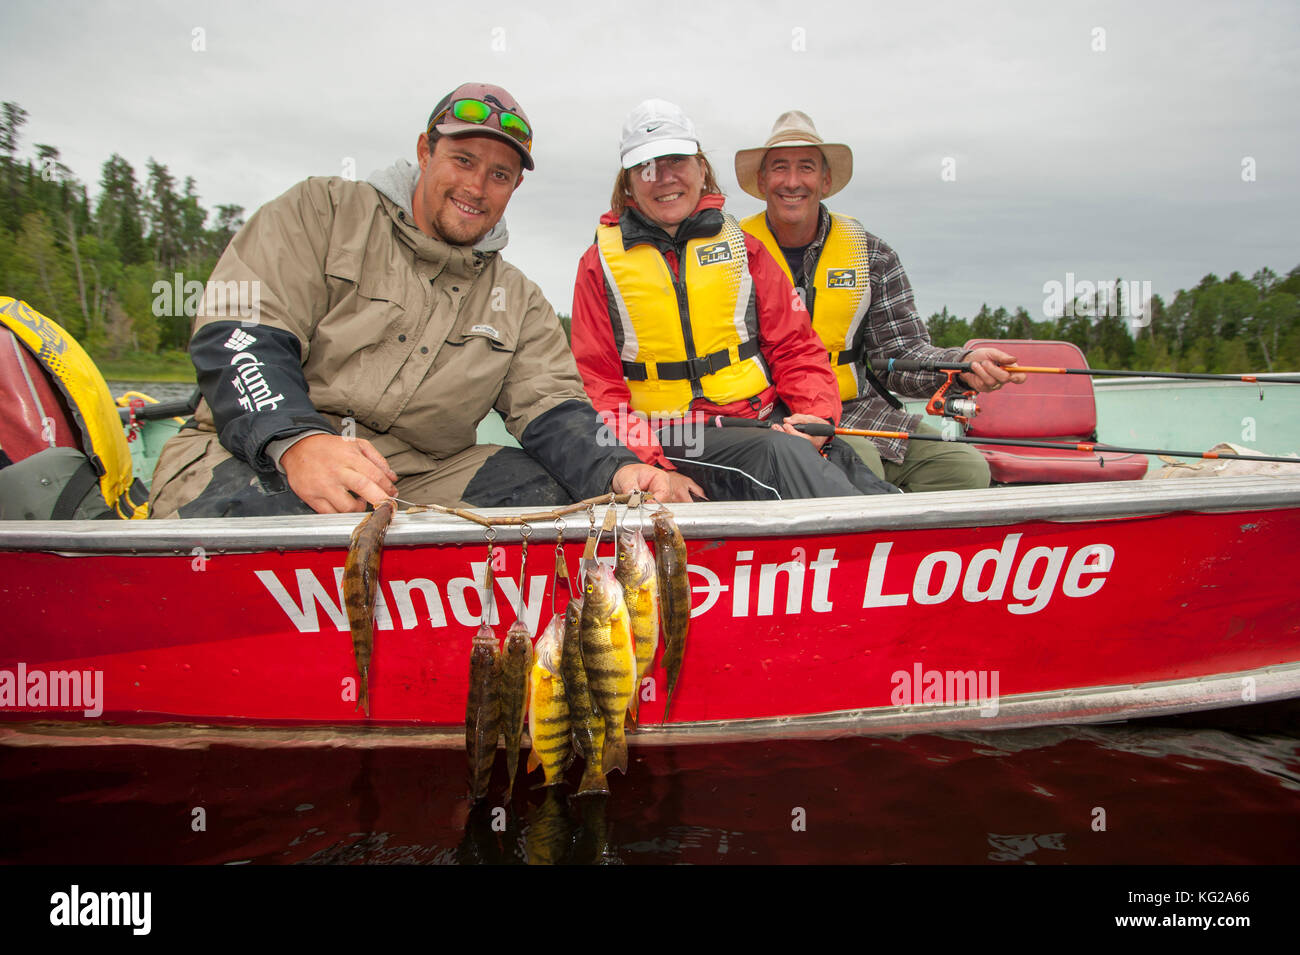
[2,476,1298,746]
[2,297,1298,746]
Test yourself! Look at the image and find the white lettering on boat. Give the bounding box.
[255,564,548,634]
[697,548,840,618]
[0,663,104,717]
[254,537,1111,633]
[863,534,1113,615]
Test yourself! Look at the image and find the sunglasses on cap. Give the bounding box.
[428,98,533,150]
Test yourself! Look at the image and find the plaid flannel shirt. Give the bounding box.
[793,205,965,462]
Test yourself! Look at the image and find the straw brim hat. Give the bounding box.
[735,110,853,200]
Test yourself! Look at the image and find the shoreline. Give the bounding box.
[95,357,196,384]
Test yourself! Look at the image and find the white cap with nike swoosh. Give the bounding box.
[619,99,701,168]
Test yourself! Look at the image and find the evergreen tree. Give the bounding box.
[143,158,182,270]
[0,101,28,231]
[179,175,208,265]
[1008,306,1033,338]
[97,154,147,266]
[211,203,245,255]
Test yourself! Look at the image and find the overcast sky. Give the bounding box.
[3,0,1297,322]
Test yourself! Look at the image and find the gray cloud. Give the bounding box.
[3,0,1296,321]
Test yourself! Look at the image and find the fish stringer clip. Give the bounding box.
[517,521,531,624]
[552,518,569,614]
[480,525,497,627]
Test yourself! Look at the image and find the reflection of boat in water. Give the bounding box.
[2,298,1300,744]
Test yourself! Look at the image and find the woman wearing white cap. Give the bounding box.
[569,99,897,500]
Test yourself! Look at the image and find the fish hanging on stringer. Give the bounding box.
[342,499,395,716]
[466,530,502,802]
[500,524,535,792]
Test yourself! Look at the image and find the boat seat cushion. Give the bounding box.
[972,443,1148,483]
[962,339,1146,483]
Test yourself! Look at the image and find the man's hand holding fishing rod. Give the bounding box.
[774,347,1026,450]
[951,347,1029,392]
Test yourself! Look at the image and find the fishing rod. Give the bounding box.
[115,387,200,423]
[868,358,1300,386]
[709,416,1300,467]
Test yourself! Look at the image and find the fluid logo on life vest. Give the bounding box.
[696,242,733,266]
[826,268,857,289]
[6,301,67,355]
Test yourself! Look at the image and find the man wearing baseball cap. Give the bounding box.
[150,82,673,517]
[736,111,1025,491]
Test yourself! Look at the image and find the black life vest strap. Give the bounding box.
[51,456,102,520]
[622,339,760,383]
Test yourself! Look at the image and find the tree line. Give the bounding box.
[927,268,1300,373]
[0,102,242,359]
[1,102,1297,375]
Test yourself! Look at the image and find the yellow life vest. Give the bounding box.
[596,213,771,417]
[741,212,872,401]
[0,296,147,518]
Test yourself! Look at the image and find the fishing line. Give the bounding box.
[663,455,783,500]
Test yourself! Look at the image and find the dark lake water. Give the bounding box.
[2,707,1296,865]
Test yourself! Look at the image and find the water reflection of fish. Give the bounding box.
[525,788,574,865]
[500,619,534,791]
[342,499,394,716]
[560,594,607,795]
[527,614,572,788]
[571,792,616,865]
[466,622,502,801]
[653,509,690,721]
[581,563,636,776]
[456,800,507,865]
[615,527,659,728]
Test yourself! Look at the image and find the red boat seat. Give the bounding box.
[961,339,1148,484]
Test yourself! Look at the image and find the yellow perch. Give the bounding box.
[342,499,394,716]
[526,613,572,788]
[500,618,534,791]
[653,509,690,722]
[466,621,501,802]
[560,594,607,795]
[615,527,659,728]
[580,562,636,776]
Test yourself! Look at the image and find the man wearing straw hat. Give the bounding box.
[736,111,1024,491]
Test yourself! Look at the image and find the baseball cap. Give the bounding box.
[427,82,535,171]
[619,99,700,169]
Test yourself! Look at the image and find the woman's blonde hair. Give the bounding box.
[609,153,724,217]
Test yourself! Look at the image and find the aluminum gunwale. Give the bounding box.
[1,474,1298,555]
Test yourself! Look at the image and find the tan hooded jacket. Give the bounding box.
[150,160,632,512]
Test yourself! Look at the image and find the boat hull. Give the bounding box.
[2,476,1298,740]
